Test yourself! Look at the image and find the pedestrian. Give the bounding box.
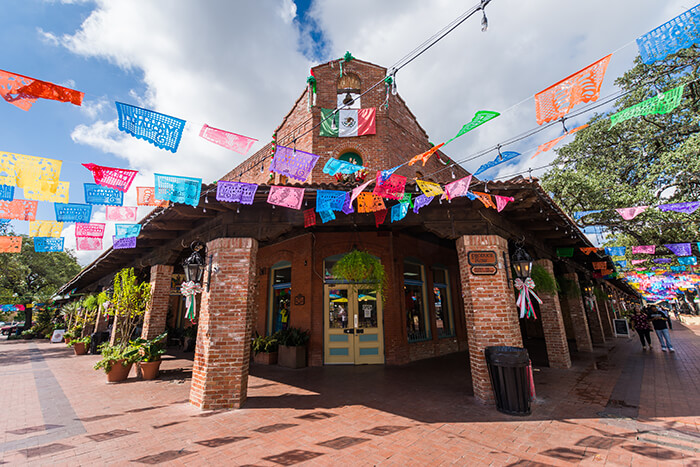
[629,306,652,351]
[647,305,675,352]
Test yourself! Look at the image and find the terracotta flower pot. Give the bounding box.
[138,360,162,380]
[106,360,133,383]
[253,351,278,365]
[73,342,87,355]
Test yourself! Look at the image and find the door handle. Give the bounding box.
[343,328,355,334]
[355,329,364,334]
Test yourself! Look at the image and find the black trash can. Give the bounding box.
[484,346,531,416]
[90,331,110,354]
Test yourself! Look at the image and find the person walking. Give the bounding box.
[648,305,675,352]
[629,306,653,350]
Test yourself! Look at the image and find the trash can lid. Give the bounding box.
[484,346,529,366]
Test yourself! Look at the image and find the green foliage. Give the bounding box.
[0,235,81,319]
[593,286,608,302]
[29,305,56,339]
[93,343,140,374]
[251,335,278,354]
[275,327,310,347]
[130,332,168,362]
[110,268,152,348]
[530,264,559,294]
[541,46,700,246]
[69,335,91,347]
[332,250,386,300]
[557,276,581,298]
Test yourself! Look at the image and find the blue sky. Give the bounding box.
[0,0,691,264]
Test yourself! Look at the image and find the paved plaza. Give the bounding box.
[1,320,698,466]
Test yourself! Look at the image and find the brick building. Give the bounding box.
[59,58,638,410]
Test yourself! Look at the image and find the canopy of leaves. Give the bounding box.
[0,235,81,316]
[542,46,700,248]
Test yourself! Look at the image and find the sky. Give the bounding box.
[0,0,692,265]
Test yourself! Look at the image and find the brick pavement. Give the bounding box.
[0,318,698,466]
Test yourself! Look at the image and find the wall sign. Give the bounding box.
[467,250,497,266]
[294,293,305,306]
[471,265,498,275]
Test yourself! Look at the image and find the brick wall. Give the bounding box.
[141,264,174,340]
[226,58,468,186]
[254,231,466,366]
[534,259,571,369]
[190,237,258,410]
[561,273,593,352]
[456,234,522,404]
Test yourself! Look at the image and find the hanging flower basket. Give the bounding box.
[332,250,386,299]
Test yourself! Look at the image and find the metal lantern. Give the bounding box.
[183,242,205,283]
[511,246,533,279]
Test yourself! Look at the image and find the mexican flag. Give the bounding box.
[320,108,376,137]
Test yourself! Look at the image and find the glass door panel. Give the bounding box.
[353,288,384,364]
[324,286,354,364]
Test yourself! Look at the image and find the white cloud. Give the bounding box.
[51,0,311,185]
[308,0,690,178]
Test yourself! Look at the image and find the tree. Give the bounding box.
[108,267,151,347]
[541,46,700,248]
[0,235,82,320]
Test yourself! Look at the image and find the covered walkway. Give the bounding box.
[1,319,699,465]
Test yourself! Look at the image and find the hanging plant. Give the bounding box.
[332,250,386,299]
[556,276,581,298]
[530,264,559,294]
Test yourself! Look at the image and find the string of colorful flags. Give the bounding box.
[1,4,699,256]
[574,201,700,222]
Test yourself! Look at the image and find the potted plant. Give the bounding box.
[93,343,139,383]
[276,327,310,368]
[182,324,198,352]
[252,335,279,365]
[70,335,91,355]
[132,332,168,380]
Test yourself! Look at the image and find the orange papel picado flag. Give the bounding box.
[0,69,83,111]
[534,55,611,125]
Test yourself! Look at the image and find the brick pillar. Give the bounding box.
[534,259,571,369]
[596,293,614,339]
[141,264,174,340]
[561,273,593,352]
[584,293,606,345]
[190,238,258,410]
[456,235,523,405]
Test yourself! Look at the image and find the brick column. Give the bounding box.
[561,273,593,352]
[190,237,258,410]
[534,259,571,369]
[141,264,174,340]
[596,293,614,339]
[584,293,606,345]
[456,235,523,405]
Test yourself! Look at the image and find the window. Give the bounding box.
[433,267,454,338]
[338,152,363,167]
[269,261,291,334]
[404,260,430,342]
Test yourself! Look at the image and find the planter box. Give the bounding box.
[254,351,278,365]
[278,345,306,369]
